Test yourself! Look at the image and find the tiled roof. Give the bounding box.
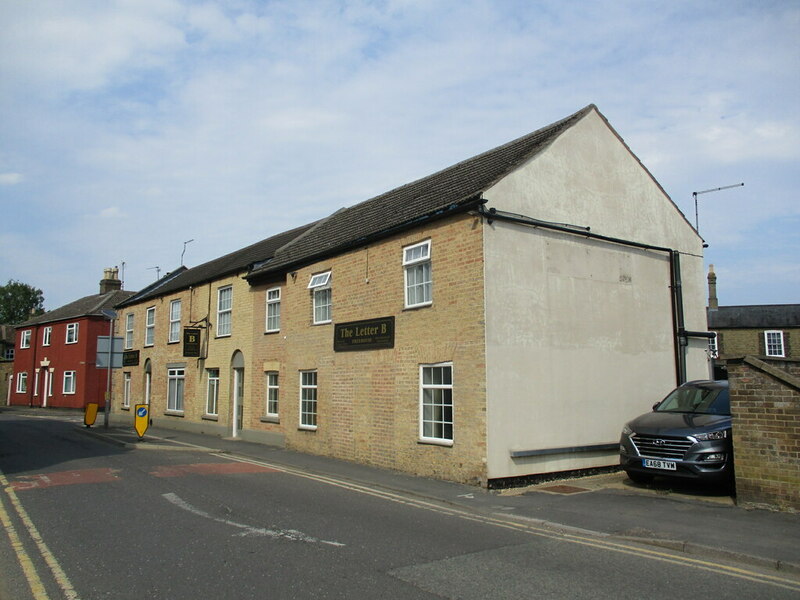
[116,221,318,307]
[247,104,596,280]
[708,305,800,329]
[17,289,138,327]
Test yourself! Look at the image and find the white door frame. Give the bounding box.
[232,367,244,437]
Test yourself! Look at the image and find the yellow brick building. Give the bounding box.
[113,105,711,486]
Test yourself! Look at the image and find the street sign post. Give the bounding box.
[134,404,149,439]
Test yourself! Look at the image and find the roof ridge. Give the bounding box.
[247,104,596,279]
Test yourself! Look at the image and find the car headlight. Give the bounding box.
[621,424,633,436]
[692,430,727,441]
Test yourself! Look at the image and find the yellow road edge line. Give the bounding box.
[0,485,49,599]
[0,471,80,600]
[217,453,800,592]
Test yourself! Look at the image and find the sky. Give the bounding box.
[1,0,798,311]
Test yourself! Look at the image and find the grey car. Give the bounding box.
[619,380,732,487]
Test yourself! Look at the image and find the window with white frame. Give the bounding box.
[206,368,219,416]
[217,286,232,336]
[63,371,76,394]
[169,299,182,343]
[123,372,131,408]
[43,326,52,346]
[145,307,155,346]
[167,368,185,412]
[308,272,331,324]
[20,330,31,348]
[16,372,27,393]
[4,347,13,360]
[420,363,453,443]
[33,371,39,396]
[66,323,79,344]
[708,332,718,358]
[266,288,281,332]
[299,370,317,429]
[765,330,785,357]
[125,313,134,349]
[403,240,432,308]
[265,371,279,417]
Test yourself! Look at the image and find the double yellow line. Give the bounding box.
[219,453,800,593]
[0,470,79,600]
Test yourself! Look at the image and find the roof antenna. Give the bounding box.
[147,266,161,280]
[692,183,744,234]
[181,239,194,266]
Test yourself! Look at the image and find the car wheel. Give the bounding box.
[625,471,653,484]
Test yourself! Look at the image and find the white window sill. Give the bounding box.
[299,425,318,431]
[404,302,432,311]
[418,438,453,447]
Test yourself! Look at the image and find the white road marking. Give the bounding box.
[162,492,345,547]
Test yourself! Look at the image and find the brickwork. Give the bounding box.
[116,273,255,435]
[249,213,488,484]
[716,328,798,359]
[728,357,800,512]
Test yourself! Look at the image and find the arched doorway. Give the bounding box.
[143,359,152,406]
[231,351,245,438]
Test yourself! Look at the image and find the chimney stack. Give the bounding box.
[100,267,121,294]
[707,264,718,310]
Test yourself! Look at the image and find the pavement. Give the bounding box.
[4,406,800,578]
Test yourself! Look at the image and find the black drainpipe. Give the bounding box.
[480,205,699,386]
[670,252,686,385]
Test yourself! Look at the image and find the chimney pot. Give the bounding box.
[707,264,719,310]
[99,266,122,294]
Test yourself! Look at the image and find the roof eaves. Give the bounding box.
[247,194,484,281]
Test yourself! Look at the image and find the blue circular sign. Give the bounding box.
[137,406,148,418]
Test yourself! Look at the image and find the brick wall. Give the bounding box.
[716,327,799,359]
[250,213,488,484]
[728,356,800,512]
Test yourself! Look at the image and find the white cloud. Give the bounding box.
[0,173,23,185]
[0,0,797,308]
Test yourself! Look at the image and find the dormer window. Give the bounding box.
[308,271,332,325]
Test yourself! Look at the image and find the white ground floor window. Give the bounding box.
[167,368,185,412]
[419,363,453,444]
[63,371,76,395]
[206,368,219,416]
[266,372,279,418]
[299,370,317,429]
[123,372,131,408]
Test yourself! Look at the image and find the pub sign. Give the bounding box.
[334,317,395,352]
[183,328,201,357]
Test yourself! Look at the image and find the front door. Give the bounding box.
[232,367,244,437]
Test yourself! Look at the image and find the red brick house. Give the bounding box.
[11,269,135,409]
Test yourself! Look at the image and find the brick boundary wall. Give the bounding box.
[727,356,800,512]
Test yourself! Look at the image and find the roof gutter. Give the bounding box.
[480,205,697,386]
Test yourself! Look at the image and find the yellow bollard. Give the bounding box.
[84,403,98,428]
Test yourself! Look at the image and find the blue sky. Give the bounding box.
[1,1,798,310]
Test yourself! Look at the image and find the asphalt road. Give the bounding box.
[1,412,798,599]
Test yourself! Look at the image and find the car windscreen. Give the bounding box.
[656,386,730,415]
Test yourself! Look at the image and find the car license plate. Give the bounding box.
[642,458,676,471]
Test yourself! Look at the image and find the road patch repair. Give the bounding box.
[150,462,278,478]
